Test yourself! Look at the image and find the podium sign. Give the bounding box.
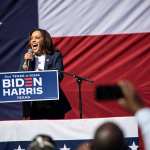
[0,70,59,103]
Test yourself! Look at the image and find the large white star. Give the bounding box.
[14,145,25,150]
[129,141,138,150]
[59,144,71,150]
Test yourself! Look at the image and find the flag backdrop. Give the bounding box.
[0,0,150,149]
[0,117,138,150]
[0,0,149,119]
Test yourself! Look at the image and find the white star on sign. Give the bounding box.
[14,145,25,150]
[60,144,71,150]
[129,141,138,150]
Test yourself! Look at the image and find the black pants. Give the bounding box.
[30,102,66,119]
[22,89,71,119]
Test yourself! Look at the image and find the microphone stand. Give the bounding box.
[61,71,94,119]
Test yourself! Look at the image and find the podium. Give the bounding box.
[0,70,59,103]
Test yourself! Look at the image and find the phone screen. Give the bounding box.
[96,85,124,100]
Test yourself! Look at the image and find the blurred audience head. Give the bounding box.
[91,122,128,150]
[27,134,56,150]
[76,142,91,150]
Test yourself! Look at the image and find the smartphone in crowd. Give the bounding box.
[96,85,124,100]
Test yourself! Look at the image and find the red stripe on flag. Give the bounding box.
[24,81,33,84]
[24,84,33,87]
[52,33,150,118]
[24,77,32,80]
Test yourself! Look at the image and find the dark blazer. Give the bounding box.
[20,50,71,119]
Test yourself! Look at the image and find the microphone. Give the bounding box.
[22,48,32,70]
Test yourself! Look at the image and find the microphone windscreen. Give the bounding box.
[28,48,32,53]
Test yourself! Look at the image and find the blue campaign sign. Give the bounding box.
[0,70,59,103]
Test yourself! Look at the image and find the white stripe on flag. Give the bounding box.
[38,0,150,36]
[0,117,138,142]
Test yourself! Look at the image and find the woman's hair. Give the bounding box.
[28,28,56,54]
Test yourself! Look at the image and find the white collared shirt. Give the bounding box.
[35,54,46,71]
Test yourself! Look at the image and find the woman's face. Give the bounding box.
[30,31,44,55]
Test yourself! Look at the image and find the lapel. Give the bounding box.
[44,54,52,70]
